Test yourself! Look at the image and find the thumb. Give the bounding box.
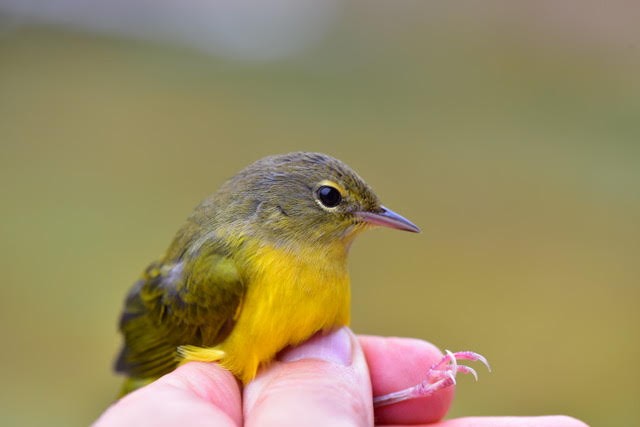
[243,327,374,427]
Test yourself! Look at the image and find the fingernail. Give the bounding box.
[279,327,352,366]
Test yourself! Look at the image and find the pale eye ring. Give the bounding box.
[316,185,342,208]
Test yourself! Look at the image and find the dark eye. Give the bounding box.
[316,185,342,208]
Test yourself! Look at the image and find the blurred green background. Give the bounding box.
[1,2,639,426]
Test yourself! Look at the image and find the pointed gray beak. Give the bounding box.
[354,205,420,233]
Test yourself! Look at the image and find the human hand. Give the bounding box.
[95,328,588,426]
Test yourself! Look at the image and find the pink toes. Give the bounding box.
[373,349,490,408]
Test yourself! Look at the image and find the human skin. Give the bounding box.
[95,328,588,427]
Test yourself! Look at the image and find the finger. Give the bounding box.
[359,335,454,425]
[413,415,590,427]
[94,362,242,427]
[243,327,373,427]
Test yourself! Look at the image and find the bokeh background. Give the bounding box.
[1,1,638,426]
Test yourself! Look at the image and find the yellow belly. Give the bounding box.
[181,243,351,384]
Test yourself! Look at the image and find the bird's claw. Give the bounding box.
[373,349,490,407]
[444,350,491,372]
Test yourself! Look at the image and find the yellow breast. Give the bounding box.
[218,242,351,383]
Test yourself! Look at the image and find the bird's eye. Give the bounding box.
[316,185,342,208]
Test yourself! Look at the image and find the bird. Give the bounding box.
[114,151,488,402]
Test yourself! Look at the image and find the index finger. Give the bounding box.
[94,362,242,427]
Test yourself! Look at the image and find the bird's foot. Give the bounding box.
[373,350,491,407]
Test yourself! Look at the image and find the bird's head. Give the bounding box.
[207,152,418,251]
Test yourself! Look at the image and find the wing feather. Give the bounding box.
[115,244,245,380]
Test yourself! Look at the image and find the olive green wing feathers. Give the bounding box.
[115,247,245,381]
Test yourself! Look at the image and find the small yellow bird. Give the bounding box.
[115,152,487,402]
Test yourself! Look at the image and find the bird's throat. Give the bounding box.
[217,241,352,383]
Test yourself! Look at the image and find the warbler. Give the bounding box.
[115,152,488,402]
[114,152,420,395]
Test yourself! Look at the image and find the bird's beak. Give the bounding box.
[354,206,420,233]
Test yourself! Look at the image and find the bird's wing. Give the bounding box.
[114,246,245,380]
